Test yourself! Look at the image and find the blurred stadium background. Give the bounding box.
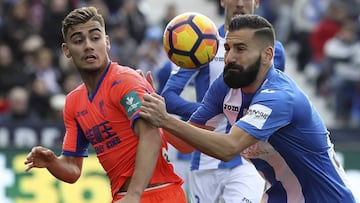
[0,0,359,202]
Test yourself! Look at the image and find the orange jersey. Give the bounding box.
[62,62,183,197]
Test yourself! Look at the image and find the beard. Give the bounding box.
[223,55,261,88]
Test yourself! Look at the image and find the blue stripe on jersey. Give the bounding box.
[62,120,89,157]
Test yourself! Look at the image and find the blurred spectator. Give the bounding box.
[291,0,328,72]
[0,43,30,102]
[29,46,62,94]
[102,0,124,14]
[49,93,66,122]
[1,0,36,63]
[28,0,45,33]
[309,1,349,63]
[28,78,52,120]
[136,26,168,73]
[271,0,294,43]
[87,0,110,24]
[0,86,40,124]
[110,0,148,45]
[304,1,350,88]
[62,73,82,94]
[321,20,360,127]
[108,22,138,67]
[160,2,178,30]
[58,55,82,94]
[41,0,70,57]
[254,0,277,24]
[0,0,7,38]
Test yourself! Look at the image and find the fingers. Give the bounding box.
[24,149,36,172]
[25,162,34,172]
[143,92,163,102]
[146,71,154,86]
[24,146,53,172]
[151,92,164,101]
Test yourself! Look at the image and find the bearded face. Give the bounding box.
[223,54,261,88]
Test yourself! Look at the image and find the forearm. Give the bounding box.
[140,93,256,161]
[163,116,240,161]
[164,129,194,153]
[126,128,162,197]
[46,155,82,183]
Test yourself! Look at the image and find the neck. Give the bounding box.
[80,61,110,95]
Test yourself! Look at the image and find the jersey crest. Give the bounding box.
[121,91,142,118]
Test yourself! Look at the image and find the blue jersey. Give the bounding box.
[162,25,286,170]
[192,67,355,202]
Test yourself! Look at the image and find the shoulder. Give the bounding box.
[258,70,295,101]
[66,84,86,101]
[107,63,145,85]
[107,62,153,93]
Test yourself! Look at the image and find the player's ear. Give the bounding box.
[105,35,110,52]
[255,0,260,9]
[262,46,273,64]
[61,43,71,58]
[220,0,225,8]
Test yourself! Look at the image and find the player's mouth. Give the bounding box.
[84,54,97,62]
[233,11,245,16]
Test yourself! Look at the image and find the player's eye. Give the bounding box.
[237,47,245,51]
[91,35,100,41]
[235,46,246,52]
[73,38,83,44]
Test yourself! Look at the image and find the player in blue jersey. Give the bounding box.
[140,14,356,203]
[158,0,285,202]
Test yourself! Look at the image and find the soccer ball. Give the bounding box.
[163,12,219,69]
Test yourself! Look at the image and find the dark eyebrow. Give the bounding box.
[233,42,247,47]
[224,42,247,48]
[69,28,102,40]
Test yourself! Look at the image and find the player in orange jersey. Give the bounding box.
[24,6,186,203]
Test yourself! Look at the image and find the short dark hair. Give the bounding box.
[61,6,105,41]
[228,14,275,48]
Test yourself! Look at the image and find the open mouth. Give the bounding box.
[233,11,245,16]
[84,55,96,62]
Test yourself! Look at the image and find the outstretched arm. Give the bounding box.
[24,146,83,183]
[140,93,259,161]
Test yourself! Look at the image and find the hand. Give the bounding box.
[24,146,57,171]
[140,93,169,128]
[145,71,154,87]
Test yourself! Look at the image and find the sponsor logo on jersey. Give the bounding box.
[223,104,240,112]
[111,78,124,87]
[121,91,142,118]
[242,104,272,129]
[76,109,88,117]
[260,89,276,93]
[212,56,224,62]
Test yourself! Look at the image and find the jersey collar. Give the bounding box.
[88,61,112,101]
